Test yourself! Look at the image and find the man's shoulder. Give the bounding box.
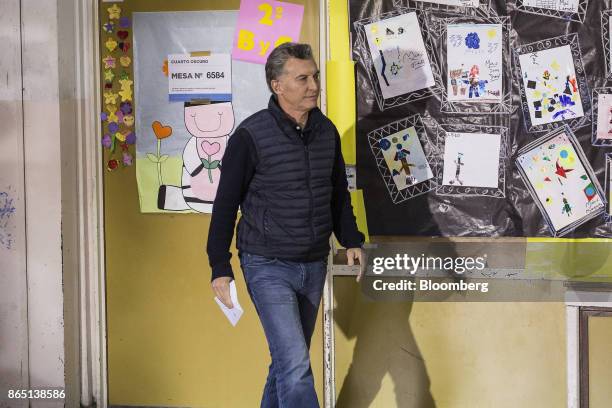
[311,108,337,134]
[236,108,273,131]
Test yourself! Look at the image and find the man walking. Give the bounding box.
[207,42,364,408]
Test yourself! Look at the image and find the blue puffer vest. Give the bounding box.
[236,97,336,261]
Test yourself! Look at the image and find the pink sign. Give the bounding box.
[232,0,304,65]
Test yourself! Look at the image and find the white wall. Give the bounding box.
[0,0,29,406]
[0,0,65,406]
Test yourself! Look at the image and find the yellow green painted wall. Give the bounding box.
[589,316,612,408]
[102,1,321,406]
[333,278,567,408]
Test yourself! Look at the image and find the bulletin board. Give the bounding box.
[351,0,612,239]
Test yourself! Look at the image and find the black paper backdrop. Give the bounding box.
[351,0,612,237]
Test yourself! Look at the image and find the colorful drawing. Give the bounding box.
[594,92,612,143]
[147,121,173,186]
[518,44,584,128]
[516,127,605,236]
[441,132,501,188]
[157,101,235,213]
[415,0,479,5]
[522,0,579,12]
[378,126,434,190]
[364,12,435,99]
[607,154,612,218]
[446,24,502,103]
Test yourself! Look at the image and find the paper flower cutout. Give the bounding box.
[100,112,108,122]
[116,131,126,142]
[108,122,119,134]
[119,78,133,91]
[101,134,112,149]
[107,4,121,20]
[119,17,131,28]
[117,30,129,40]
[106,103,117,117]
[105,38,118,52]
[126,132,136,145]
[102,55,116,69]
[107,111,118,124]
[103,91,118,105]
[103,22,114,33]
[122,151,133,166]
[119,88,132,102]
[120,101,132,115]
[104,70,115,82]
[119,56,131,67]
[119,71,130,80]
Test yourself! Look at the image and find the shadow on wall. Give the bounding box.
[333,277,436,408]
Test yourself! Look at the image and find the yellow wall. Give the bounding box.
[333,279,567,408]
[102,1,321,407]
[589,316,612,408]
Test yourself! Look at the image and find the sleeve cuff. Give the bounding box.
[341,231,365,249]
[211,262,235,282]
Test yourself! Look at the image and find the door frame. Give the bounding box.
[72,0,108,406]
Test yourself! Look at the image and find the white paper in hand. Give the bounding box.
[214,280,243,326]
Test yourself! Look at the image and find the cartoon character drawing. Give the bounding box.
[448,152,465,185]
[157,101,235,212]
[463,64,488,98]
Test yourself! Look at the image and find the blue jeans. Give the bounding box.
[239,251,327,408]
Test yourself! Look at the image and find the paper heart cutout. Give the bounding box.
[117,30,129,40]
[201,140,221,156]
[152,121,172,139]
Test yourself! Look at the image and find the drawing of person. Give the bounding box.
[394,144,416,184]
[543,70,551,86]
[465,65,481,98]
[449,152,464,186]
[562,197,572,216]
[449,69,462,96]
[459,64,468,96]
[157,100,235,212]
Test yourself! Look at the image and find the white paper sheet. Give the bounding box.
[517,131,604,233]
[442,132,501,188]
[214,280,243,326]
[596,93,612,142]
[522,0,579,13]
[447,24,502,103]
[416,0,479,6]
[364,12,435,99]
[518,44,584,127]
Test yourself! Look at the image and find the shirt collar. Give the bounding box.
[268,95,321,133]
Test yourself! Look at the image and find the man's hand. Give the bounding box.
[211,276,234,308]
[346,248,365,282]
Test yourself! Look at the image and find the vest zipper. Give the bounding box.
[302,133,315,243]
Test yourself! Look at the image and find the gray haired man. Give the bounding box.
[207,42,364,408]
